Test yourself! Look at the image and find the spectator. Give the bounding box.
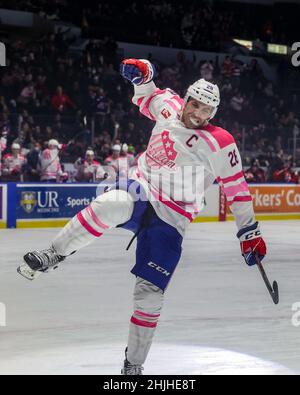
[220,79,233,97]
[230,91,244,121]
[94,87,111,129]
[221,56,235,78]
[19,82,36,105]
[231,59,244,89]
[51,86,76,113]
[25,142,42,182]
[244,159,266,183]
[200,60,214,81]
[272,162,299,184]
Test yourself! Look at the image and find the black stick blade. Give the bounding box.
[255,255,279,305]
[272,281,279,305]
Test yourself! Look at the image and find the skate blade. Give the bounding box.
[17,262,42,281]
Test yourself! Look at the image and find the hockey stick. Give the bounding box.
[255,254,279,305]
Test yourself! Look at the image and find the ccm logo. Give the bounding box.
[148,262,171,277]
[245,230,261,240]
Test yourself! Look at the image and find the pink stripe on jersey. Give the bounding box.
[155,188,193,222]
[137,97,145,106]
[218,171,245,184]
[131,316,157,328]
[151,88,168,98]
[86,206,109,230]
[77,211,102,237]
[195,130,216,153]
[138,168,194,222]
[223,181,250,198]
[171,95,184,107]
[173,199,199,215]
[134,310,160,319]
[139,88,168,121]
[140,106,156,121]
[204,124,235,149]
[140,97,156,121]
[163,99,180,112]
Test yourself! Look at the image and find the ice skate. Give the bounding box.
[17,246,65,281]
[121,348,144,375]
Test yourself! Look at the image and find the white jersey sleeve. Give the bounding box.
[133,81,183,122]
[207,125,255,230]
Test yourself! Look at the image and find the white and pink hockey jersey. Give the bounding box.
[0,137,7,177]
[75,159,105,182]
[2,153,27,176]
[39,148,63,181]
[130,81,255,236]
[105,155,131,178]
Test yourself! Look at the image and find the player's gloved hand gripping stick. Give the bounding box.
[237,222,279,305]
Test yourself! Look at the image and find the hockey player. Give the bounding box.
[18,59,267,375]
[105,144,131,180]
[39,139,67,182]
[104,144,121,169]
[2,142,27,181]
[0,132,7,179]
[121,143,135,168]
[74,149,106,182]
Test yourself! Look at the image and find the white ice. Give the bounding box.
[0,221,300,375]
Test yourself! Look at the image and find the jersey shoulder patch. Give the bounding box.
[204,124,235,149]
[161,108,172,119]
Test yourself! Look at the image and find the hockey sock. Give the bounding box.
[126,277,164,365]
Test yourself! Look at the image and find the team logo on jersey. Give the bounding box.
[20,192,37,213]
[161,131,177,161]
[146,130,178,170]
[161,108,171,119]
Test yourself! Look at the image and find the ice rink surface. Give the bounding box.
[0,220,300,375]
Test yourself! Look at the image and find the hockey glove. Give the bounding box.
[237,221,266,266]
[120,58,156,85]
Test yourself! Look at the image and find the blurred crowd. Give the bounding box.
[2,0,298,49]
[0,2,299,184]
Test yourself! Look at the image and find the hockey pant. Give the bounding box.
[52,189,163,365]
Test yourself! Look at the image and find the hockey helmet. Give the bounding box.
[184,78,220,120]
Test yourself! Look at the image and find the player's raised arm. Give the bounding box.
[214,135,267,267]
[120,58,182,121]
